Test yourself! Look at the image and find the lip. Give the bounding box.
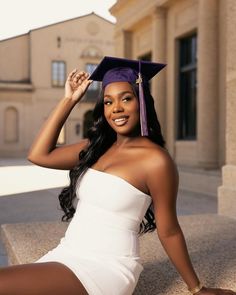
[112,116,129,126]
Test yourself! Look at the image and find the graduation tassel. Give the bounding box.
[137,60,148,136]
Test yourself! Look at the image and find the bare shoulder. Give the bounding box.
[140,140,176,172]
[148,146,177,173]
[141,141,179,193]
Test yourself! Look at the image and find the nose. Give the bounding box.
[112,101,124,113]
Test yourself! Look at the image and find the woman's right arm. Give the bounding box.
[28,69,92,170]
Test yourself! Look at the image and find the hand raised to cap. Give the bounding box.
[64,69,92,102]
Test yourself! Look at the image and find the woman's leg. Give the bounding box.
[0,262,88,295]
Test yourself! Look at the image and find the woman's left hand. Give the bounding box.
[197,286,236,295]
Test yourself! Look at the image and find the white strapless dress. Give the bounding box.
[35,168,152,295]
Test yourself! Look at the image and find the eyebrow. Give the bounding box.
[104,91,134,98]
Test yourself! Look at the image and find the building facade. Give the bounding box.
[110,0,236,217]
[0,13,114,157]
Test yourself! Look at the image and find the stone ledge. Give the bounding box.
[1,222,68,265]
[178,166,221,197]
[1,214,236,294]
[0,82,33,91]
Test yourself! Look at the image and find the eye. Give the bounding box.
[104,100,112,105]
[122,96,132,102]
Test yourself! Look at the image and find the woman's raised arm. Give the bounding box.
[28,70,92,170]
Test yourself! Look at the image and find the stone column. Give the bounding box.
[218,0,236,218]
[152,7,167,139]
[197,0,219,168]
[114,30,132,58]
[124,31,133,58]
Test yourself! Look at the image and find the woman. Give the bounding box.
[0,56,235,295]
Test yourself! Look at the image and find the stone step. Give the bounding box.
[178,165,222,197]
[1,214,236,294]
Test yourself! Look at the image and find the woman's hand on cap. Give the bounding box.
[64,69,92,102]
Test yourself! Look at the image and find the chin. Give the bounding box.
[107,119,140,135]
[115,127,141,136]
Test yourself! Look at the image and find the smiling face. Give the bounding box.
[103,81,140,136]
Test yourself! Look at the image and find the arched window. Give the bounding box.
[83,110,93,138]
[4,107,19,143]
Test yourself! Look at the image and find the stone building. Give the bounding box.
[110,0,236,217]
[0,13,114,157]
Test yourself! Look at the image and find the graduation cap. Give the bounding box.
[89,56,166,136]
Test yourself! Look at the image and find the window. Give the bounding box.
[84,63,100,102]
[177,34,197,140]
[52,61,66,87]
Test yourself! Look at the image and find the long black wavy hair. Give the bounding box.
[58,82,166,235]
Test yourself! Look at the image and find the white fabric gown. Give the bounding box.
[35,168,152,295]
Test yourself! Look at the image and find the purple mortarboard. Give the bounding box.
[89,56,166,136]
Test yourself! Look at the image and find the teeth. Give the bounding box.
[115,118,126,122]
[113,117,128,126]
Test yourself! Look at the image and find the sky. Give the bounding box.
[0,0,117,41]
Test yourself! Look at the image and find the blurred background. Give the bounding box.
[0,0,236,267]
